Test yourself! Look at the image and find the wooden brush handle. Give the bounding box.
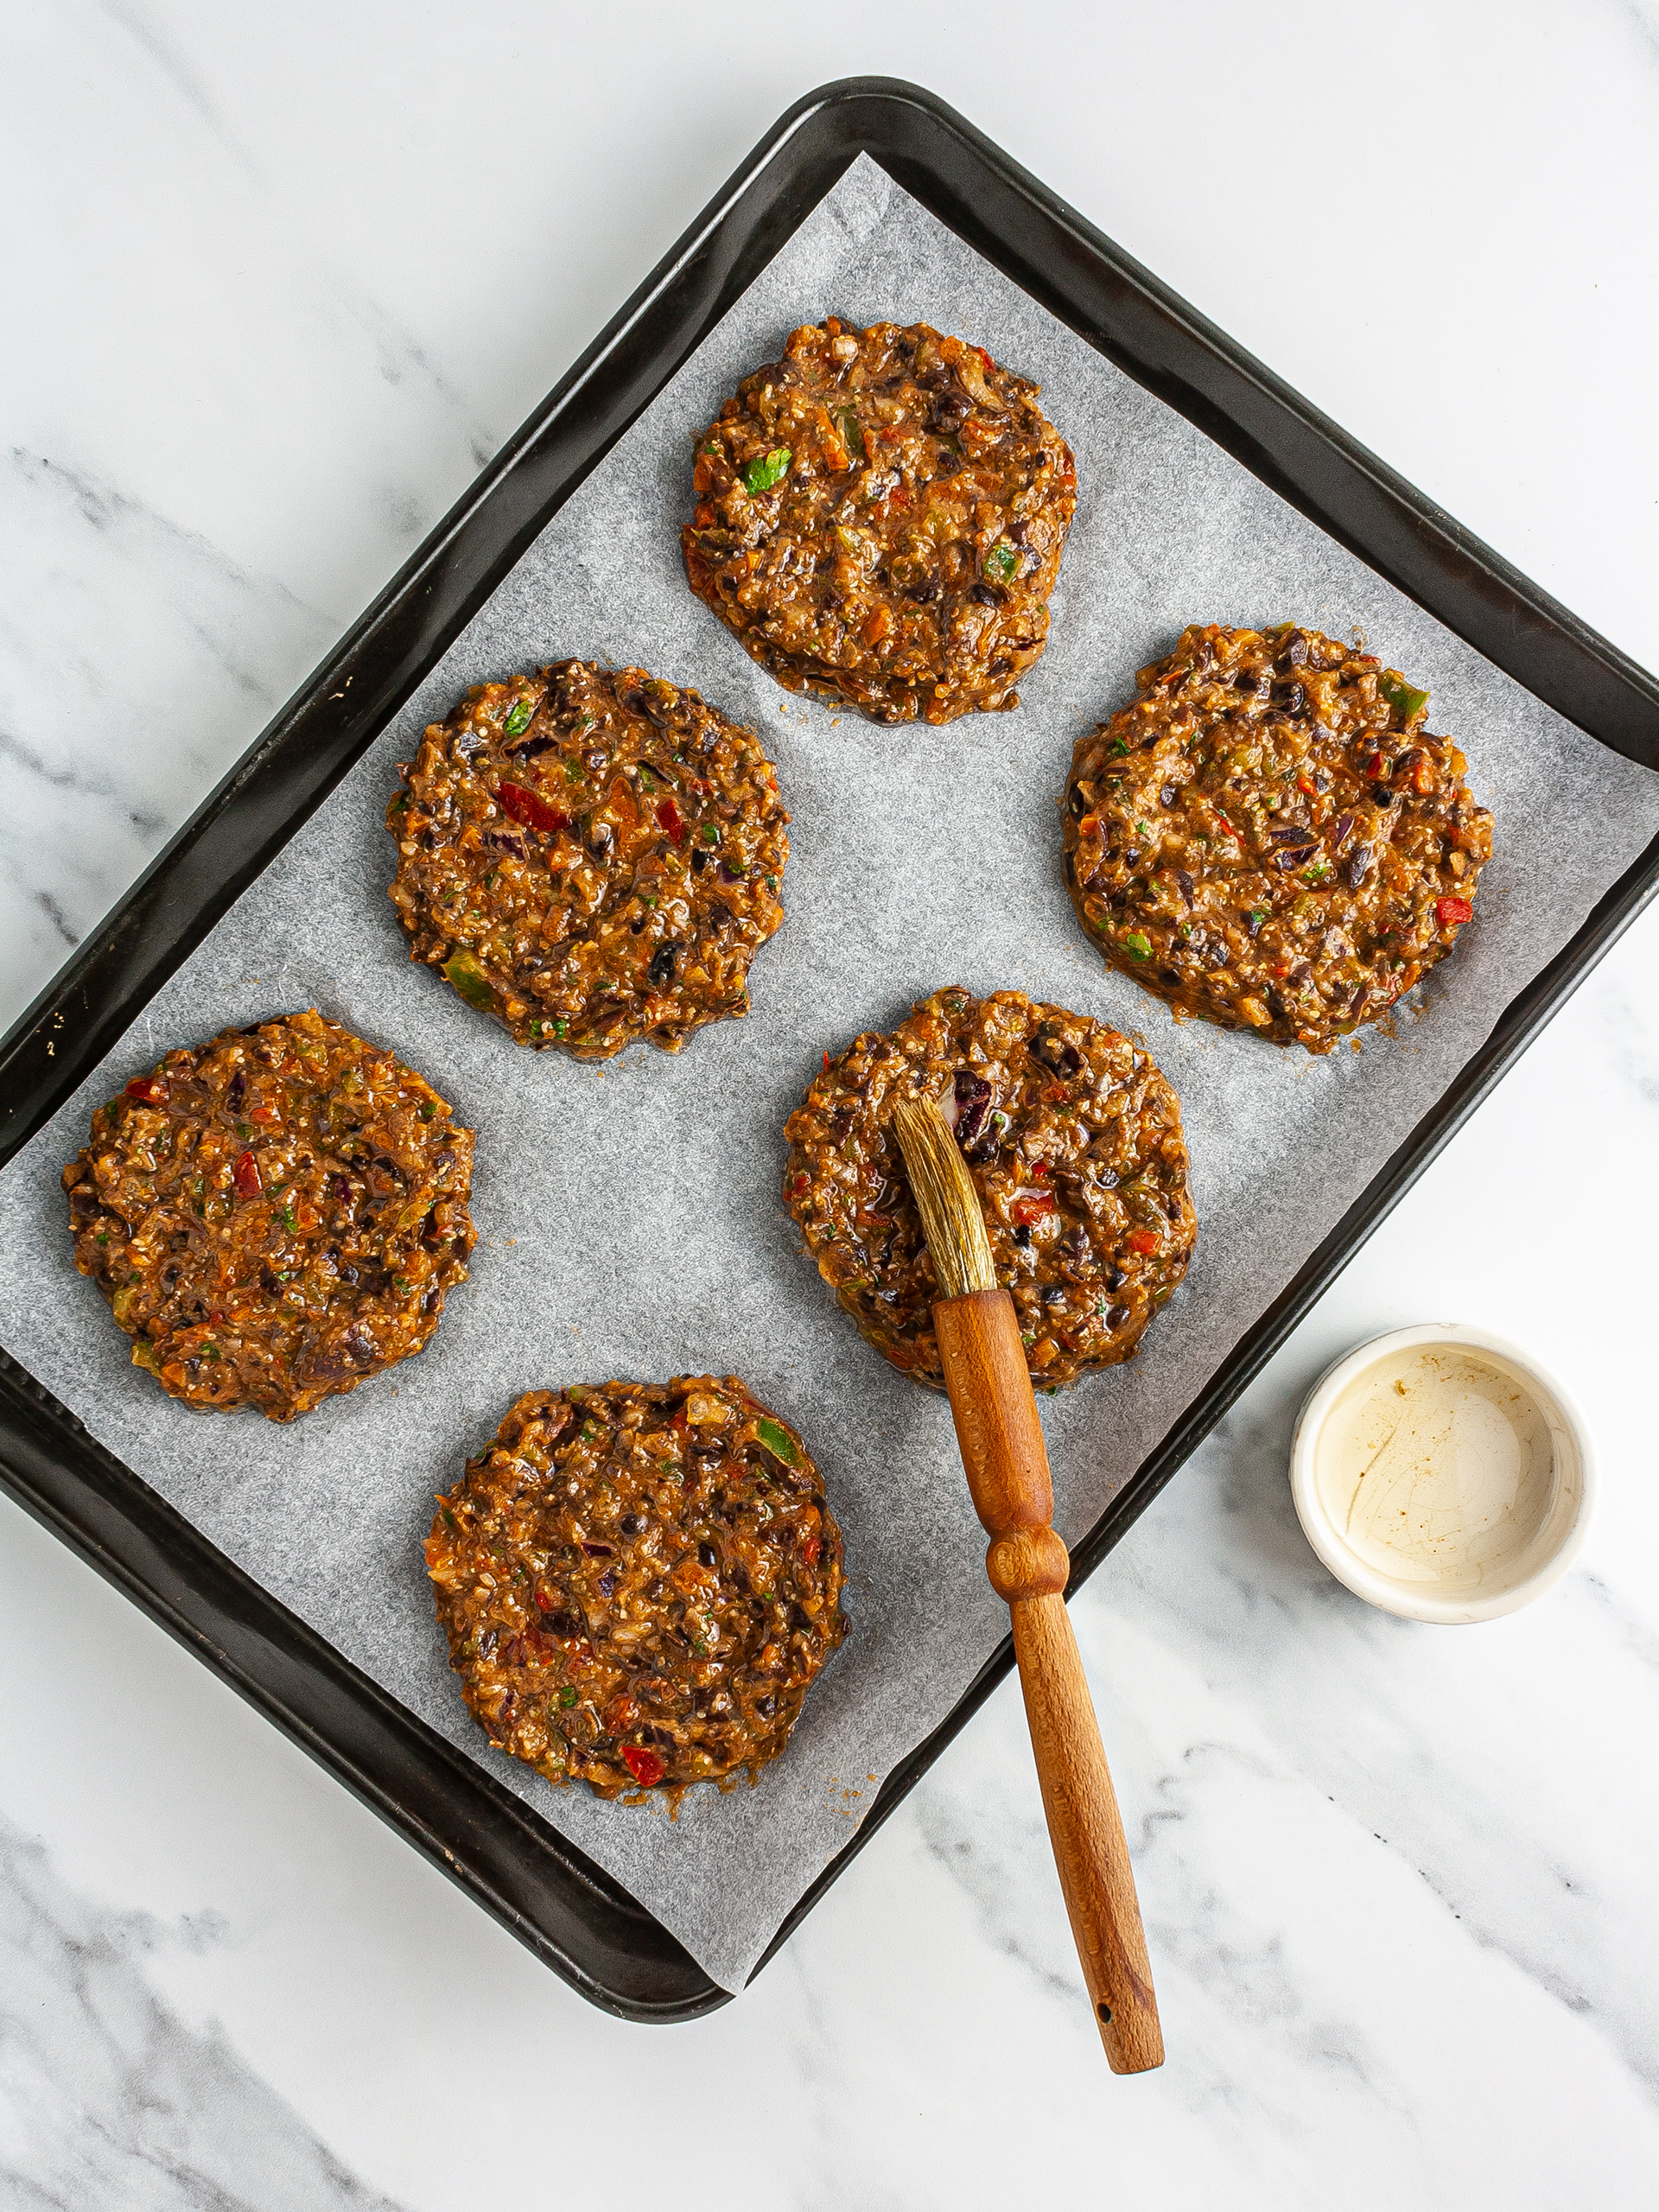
[933,1288,1164,2075]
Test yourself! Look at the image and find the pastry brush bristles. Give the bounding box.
[890,1094,996,1300]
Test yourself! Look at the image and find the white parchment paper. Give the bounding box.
[3,160,1656,1993]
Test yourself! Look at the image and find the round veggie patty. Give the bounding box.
[389,661,789,1057]
[783,988,1195,1392]
[427,1378,846,1797]
[1064,623,1493,1052]
[682,318,1076,726]
[62,1009,475,1421]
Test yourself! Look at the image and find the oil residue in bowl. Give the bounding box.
[1314,1346,1554,1587]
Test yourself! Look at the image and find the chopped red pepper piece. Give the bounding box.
[1012,1193,1057,1227]
[124,1077,168,1104]
[1436,895,1473,928]
[232,1151,262,1198]
[800,1532,821,1567]
[498,780,569,835]
[656,796,686,844]
[249,1103,281,1125]
[1126,1228,1160,1255]
[621,1745,665,1787]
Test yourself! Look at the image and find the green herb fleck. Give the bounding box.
[504,696,535,738]
[983,539,1018,583]
[754,1416,801,1469]
[702,823,720,846]
[1378,672,1429,724]
[742,446,791,494]
[560,1686,578,1708]
[419,1099,436,1120]
[442,949,495,1010]
[1123,931,1153,960]
[564,761,582,785]
[1110,738,1128,757]
[553,1018,569,1039]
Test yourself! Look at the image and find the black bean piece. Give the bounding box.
[1332,813,1355,850]
[934,448,961,475]
[1272,680,1307,715]
[1176,868,1196,908]
[1013,1224,1033,1248]
[588,821,614,859]
[969,582,1001,607]
[1205,939,1230,969]
[596,1571,617,1598]
[1243,909,1264,938]
[227,1071,245,1107]
[1103,1265,1126,1290]
[705,899,734,929]
[1160,782,1179,808]
[1370,783,1394,806]
[1159,967,1182,986]
[619,1514,643,1535]
[908,576,940,603]
[580,1541,613,1557]
[1268,823,1316,846]
[697,1541,719,1568]
[1061,1044,1083,1073]
[1041,1286,1067,1306]
[690,847,709,874]
[545,1609,582,1638]
[1288,962,1313,986]
[1106,1304,1131,1329]
[647,944,678,986]
[1275,632,1310,670]
[1235,668,1266,695]
[1347,844,1373,889]
[1070,785,1089,816]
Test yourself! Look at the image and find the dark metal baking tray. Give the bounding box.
[3,78,1656,2024]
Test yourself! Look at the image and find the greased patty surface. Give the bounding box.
[784,988,1194,1391]
[683,319,1076,725]
[1065,625,1493,1052]
[390,661,788,1057]
[62,1009,474,1420]
[427,1378,846,1798]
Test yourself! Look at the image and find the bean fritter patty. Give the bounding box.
[62,1010,475,1420]
[784,988,1194,1391]
[389,662,788,1057]
[1065,624,1494,1052]
[682,319,1076,725]
[426,1378,846,1798]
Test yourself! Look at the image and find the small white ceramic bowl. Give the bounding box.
[1289,1324,1593,1624]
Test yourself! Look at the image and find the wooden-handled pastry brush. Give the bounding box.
[890,1093,1164,2074]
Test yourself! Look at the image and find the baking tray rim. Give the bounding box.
[3,74,1656,2024]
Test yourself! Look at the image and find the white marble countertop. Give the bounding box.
[4,5,1658,2204]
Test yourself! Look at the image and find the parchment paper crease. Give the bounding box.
[3,159,1655,1993]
